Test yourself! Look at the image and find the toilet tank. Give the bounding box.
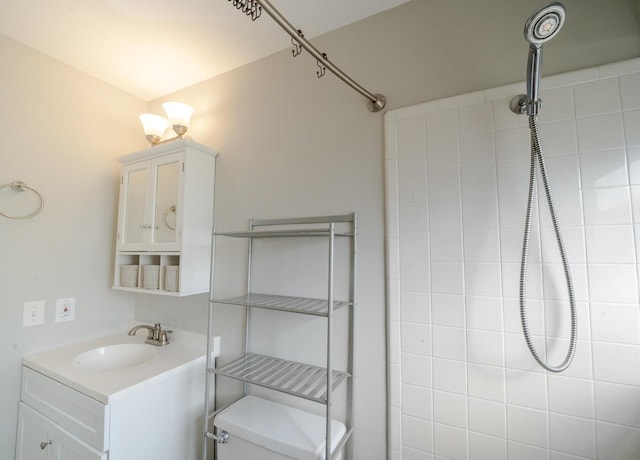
[213,396,346,460]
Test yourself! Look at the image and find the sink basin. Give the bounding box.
[73,344,158,372]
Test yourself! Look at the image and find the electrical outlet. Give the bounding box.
[23,301,45,327]
[55,297,75,323]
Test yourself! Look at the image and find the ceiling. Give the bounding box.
[0,0,411,101]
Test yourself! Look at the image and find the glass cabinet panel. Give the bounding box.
[153,160,180,245]
[123,166,148,247]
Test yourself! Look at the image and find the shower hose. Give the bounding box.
[519,115,577,372]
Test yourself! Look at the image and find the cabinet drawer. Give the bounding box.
[21,367,110,451]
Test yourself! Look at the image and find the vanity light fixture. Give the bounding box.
[139,102,194,145]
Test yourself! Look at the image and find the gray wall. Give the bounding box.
[135,1,640,458]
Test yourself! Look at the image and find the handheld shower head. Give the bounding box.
[525,2,566,46]
[523,2,566,115]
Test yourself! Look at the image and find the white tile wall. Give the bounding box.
[385,57,640,459]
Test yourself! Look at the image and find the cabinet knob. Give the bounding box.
[40,440,52,450]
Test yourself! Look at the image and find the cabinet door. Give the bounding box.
[16,403,106,460]
[149,153,183,251]
[118,161,151,251]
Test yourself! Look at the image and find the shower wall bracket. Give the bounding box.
[510,94,530,115]
[227,0,387,112]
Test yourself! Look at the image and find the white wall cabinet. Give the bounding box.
[113,138,217,296]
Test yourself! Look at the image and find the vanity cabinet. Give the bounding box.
[113,138,217,296]
[16,364,205,460]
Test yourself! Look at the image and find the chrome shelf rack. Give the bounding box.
[203,213,356,460]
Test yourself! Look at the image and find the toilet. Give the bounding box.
[213,395,346,460]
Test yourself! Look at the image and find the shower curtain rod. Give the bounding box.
[238,0,386,112]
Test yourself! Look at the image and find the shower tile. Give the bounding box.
[507,441,550,460]
[400,231,429,262]
[548,375,595,419]
[574,78,621,118]
[389,320,401,364]
[389,278,400,323]
[546,338,593,380]
[434,423,468,460]
[592,342,640,385]
[432,325,466,361]
[402,383,433,421]
[403,447,433,460]
[550,452,592,460]
[461,164,499,229]
[403,415,433,453]
[465,263,502,297]
[430,229,463,262]
[467,329,504,367]
[468,363,506,403]
[428,167,460,202]
[600,58,640,78]
[493,97,528,131]
[596,422,640,460]
[544,300,591,341]
[401,291,430,324]
[502,261,543,300]
[463,230,500,263]
[588,264,638,304]
[433,390,468,429]
[542,154,580,192]
[439,91,485,110]
[431,294,465,328]
[628,148,640,185]
[431,262,464,295]
[497,192,530,229]
[469,432,506,460]
[504,297,544,337]
[494,127,530,163]
[539,86,574,123]
[389,406,402,451]
[459,102,493,136]
[506,405,549,448]
[593,297,640,342]
[538,121,578,157]
[506,369,548,410]
[433,358,467,395]
[582,187,632,226]
[538,188,584,228]
[539,226,586,265]
[545,66,599,91]
[401,322,431,355]
[620,73,640,111]
[400,261,430,293]
[586,225,636,264]
[401,353,432,387]
[580,149,628,189]
[399,201,429,233]
[460,132,495,166]
[468,397,506,438]
[549,413,596,459]
[500,228,541,264]
[496,159,529,198]
[428,198,462,230]
[466,296,503,332]
[576,113,625,153]
[595,381,640,428]
[427,135,459,170]
[427,109,458,138]
[632,186,640,223]
[623,109,640,147]
[505,332,546,373]
[541,263,588,303]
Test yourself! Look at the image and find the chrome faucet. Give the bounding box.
[128,323,172,346]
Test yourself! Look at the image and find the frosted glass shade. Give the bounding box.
[162,102,193,128]
[139,113,170,144]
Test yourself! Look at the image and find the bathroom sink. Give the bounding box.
[73,344,158,372]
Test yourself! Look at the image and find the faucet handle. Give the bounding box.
[160,329,173,345]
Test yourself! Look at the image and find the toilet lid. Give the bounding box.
[214,395,346,460]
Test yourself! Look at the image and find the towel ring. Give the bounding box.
[162,205,176,230]
[0,181,44,219]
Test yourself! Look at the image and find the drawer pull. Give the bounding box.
[40,440,52,450]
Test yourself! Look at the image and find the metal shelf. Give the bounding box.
[215,228,352,238]
[210,353,350,404]
[211,293,351,317]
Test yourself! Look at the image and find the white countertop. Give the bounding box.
[22,321,220,404]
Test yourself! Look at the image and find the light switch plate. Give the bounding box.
[55,297,75,322]
[23,301,45,327]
